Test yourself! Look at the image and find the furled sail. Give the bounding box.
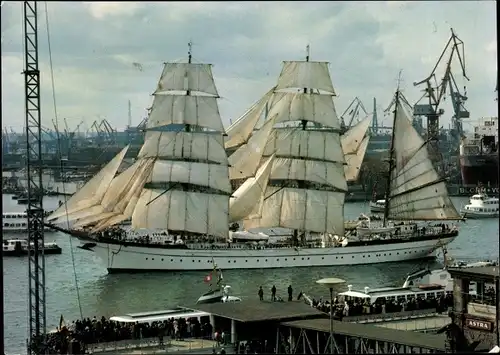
[225,88,275,149]
[47,146,129,222]
[229,155,275,222]
[387,98,461,220]
[242,58,347,236]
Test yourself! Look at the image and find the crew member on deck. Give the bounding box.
[258,286,264,301]
[271,285,277,301]
[288,285,293,301]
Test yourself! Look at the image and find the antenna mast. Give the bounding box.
[23,1,47,353]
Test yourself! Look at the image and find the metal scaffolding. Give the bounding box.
[23,1,47,353]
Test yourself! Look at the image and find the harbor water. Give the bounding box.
[3,194,499,354]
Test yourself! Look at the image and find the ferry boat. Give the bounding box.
[47,53,462,273]
[460,193,499,218]
[2,239,62,256]
[339,254,497,303]
[2,212,53,233]
[402,260,497,294]
[109,308,210,324]
[338,283,449,306]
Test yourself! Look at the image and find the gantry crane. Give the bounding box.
[22,1,47,354]
[413,28,468,167]
[339,97,368,132]
[447,71,470,147]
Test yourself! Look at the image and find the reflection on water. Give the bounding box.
[3,194,498,353]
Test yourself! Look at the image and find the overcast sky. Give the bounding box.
[1,1,497,133]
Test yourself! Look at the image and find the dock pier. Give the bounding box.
[181,300,448,354]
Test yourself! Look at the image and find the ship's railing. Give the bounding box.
[97,223,456,251]
[86,335,216,353]
[344,308,448,323]
[372,314,451,333]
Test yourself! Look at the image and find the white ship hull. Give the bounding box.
[84,235,456,272]
[460,210,499,219]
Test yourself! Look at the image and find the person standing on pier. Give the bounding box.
[288,285,293,301]
[258,286,264,301]
[271,285,277,301]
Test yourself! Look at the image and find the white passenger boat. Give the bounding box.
[460,193,499,218]
[47,52,462,273]
[109,308,210,324]
[2,239,62,256]
[2,212,53,233]
[402,260,497,295]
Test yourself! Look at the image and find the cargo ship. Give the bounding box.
[459,117,498,187]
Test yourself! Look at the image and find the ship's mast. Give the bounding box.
[185,41,192,133]
[295,45,310,246]
[383,73,402,226]
[301,44,310,129]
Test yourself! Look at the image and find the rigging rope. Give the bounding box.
[44,1,83,320]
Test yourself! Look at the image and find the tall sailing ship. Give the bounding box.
[48,50,460,272]
[382,90,463,225]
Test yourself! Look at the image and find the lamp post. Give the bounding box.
[316,278,345,353]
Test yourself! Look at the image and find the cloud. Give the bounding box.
[1,1,497,133]
[84,2,145,20]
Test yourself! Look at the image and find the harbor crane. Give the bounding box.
[413,28,468,166]
[339,97,368,132]
[22,1,47,354]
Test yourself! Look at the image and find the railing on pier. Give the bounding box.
[375,315,451,333]
[86,336,216,354]
[344,308,449,324]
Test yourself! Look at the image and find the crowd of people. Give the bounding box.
[472,285,497,306]
[44,315,214,354]
[311,292,454,319]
